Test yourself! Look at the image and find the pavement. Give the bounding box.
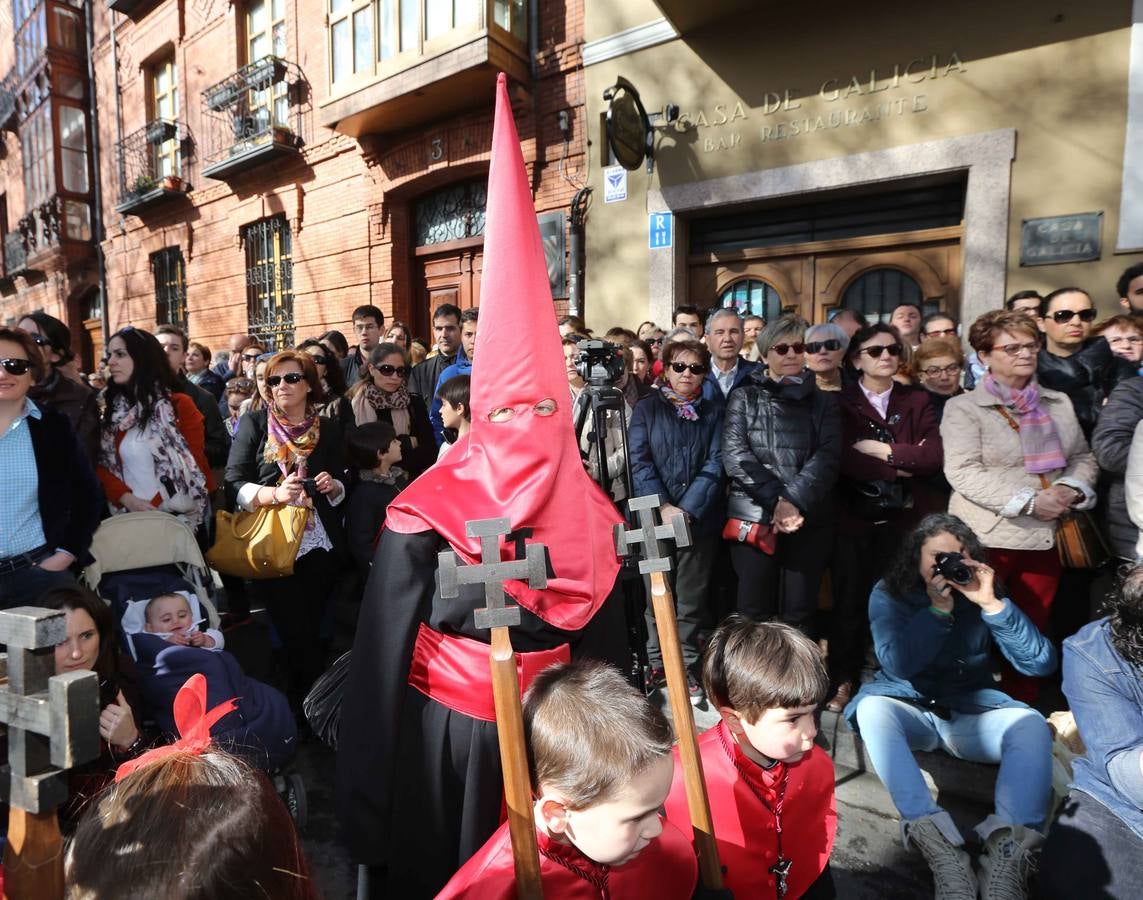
[294,690,998,899]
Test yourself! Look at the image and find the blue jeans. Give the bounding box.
[854,695,1053,839]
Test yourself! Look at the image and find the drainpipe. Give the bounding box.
[528,0,539,78]
[89,5,122,343]
[568,186,590,318]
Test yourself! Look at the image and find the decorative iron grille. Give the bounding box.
[201,56,308,176]
[242,215,294,350]
[117,119,192,209]
[151,247,188,330]
[0,70,16,131]
[414,179,487,246]
[4,230,29,275]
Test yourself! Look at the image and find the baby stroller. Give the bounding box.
[81,511,307,826]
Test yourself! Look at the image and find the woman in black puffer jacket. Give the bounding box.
[723,315,841,636]
[629,338,724,699]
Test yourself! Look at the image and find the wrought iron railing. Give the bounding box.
[201,56,308,177]
[0,70,17,131]
[18,198,61,255]
[116,118,191,210]
[4,231,28,276]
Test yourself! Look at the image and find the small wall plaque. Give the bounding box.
[1020,212,1102,266]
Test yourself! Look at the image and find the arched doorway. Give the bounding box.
[719,278,782,322]
[839,267,940,323]
[411,179,486,338]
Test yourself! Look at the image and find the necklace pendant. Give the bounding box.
[769,856,792,898]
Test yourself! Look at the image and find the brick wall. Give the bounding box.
[88,0,585,359]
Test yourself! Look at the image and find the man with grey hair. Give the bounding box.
[702,307,761,403]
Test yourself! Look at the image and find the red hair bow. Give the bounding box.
[114,673,238,782]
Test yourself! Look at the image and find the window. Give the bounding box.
[21,102,54,209]
[242,215,294,350]
[152,247,188,330]
[329,0,511,86]
[246,0,288,128]
[414,179,486,246]
[57,105,89,194]
[720,279,781,322]
[151,58,179,179]
[841,268,937,322]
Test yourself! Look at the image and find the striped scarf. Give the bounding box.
[983,373,1067,474]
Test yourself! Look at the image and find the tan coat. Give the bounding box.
[940,384,1097,551]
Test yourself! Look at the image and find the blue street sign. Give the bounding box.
[649,212,673,250]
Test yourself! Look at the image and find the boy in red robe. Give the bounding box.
[664,615,837,899]
[437,661,698,899]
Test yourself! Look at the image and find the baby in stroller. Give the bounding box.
[128,590,225,650]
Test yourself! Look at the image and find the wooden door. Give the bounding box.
[688,225,962,324]
[413,239,483,338]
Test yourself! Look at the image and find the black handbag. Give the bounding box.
[302,651,352,749]
[846,478,913,520]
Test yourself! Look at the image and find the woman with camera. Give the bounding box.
[722,315,841,635]
[629,337,724,702]
[846,513,1056,900]
[829,322,943,711]
[225,350,347,717]
[941,310,1096,702]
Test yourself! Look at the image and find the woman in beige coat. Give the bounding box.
[941,310,1097,700]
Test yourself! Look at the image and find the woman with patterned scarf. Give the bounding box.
[346,342,434,477]
[97,327,211,530]
[225,349,348,716]
[942,310,1098,702]
[628,337,725,703]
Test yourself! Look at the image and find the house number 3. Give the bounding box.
[429,137,443,161]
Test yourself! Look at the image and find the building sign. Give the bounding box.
[649,212,673,249]
[603,165,628,203]
[1020,212,1103,266]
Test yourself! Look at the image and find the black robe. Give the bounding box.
[335,527,628,898]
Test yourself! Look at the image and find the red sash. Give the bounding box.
[407,623,571,723]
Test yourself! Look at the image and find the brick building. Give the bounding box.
[0,0,587,368]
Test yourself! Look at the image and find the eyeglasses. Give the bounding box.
[859,343,903,358]
[307,354,329,366]
[242,353,263,362]
[373,364,408,377]
[770,342,806,356]
[923,327,958,338]
[805,340,841,354]
[920,363,962,378]
[266,372,305,387]
[1049,308,1097,324]
[993,340,1040,357]
[669,361,708,375]
[28,334,50,347]
[0,358,32,376]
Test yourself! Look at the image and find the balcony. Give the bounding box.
[201,57,308,181]
[319,0,530,137]
[4,231,30,278]
[106,0,155,16]
[115,119,192,214]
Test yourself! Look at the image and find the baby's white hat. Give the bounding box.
[121,590,203,636]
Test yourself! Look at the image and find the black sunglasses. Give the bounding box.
[27,334,50,347]
[770,342,806,356]
[242,352,263,362]
[307,354,328,366]
[805,339,841,354]
[670,361,708,375]
[649,338,663,345]
[0,358,32,376]
[1050,308,1097,324]
[860,343,903,358]
[373,364,408,377]
[266,372,305,387]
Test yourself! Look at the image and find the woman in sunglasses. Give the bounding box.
[18,311,100,462]
[225,349,348,716]
[803,322,850,392]
[297,338,353,428]
[723,315,841,640]
[828,322,944,711]
[628,337,725,703]
[97,327,211,530]
[347,342,434,477]
[0,327,102,605]
[942,310,1097,702]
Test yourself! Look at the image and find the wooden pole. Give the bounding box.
[649,569,723,889]
[3,809,64,900]
[489,627,544,899]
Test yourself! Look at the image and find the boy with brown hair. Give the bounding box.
[437,660,698,898]
[664,615,837,899]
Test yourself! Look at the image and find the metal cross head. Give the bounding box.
[614,494,692,574]
[0,607,100,814]
[438,517,549,631]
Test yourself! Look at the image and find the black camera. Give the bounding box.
[575,339,625,388]
[933,551,973,585]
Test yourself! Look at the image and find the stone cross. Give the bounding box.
[0,606,100,814]
[438,517,549,628]
[614,493,692,574]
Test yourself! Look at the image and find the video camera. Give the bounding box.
[575,339,626,388]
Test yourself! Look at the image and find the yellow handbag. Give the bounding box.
[206,503,311,579]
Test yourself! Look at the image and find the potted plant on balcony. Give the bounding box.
[205,80,241,112]
[145,120,177,144]
[162,174,184,192]
[133,174,157,195]
[271,125,295,147]
[247,56,287,88]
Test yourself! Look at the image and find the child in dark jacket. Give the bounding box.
[345,421,406,574]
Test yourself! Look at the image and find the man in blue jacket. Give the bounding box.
[428,307,477,446]
[702,307,760,405]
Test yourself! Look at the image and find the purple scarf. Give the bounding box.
[983,374,1067,474]
[656,382,700,421]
